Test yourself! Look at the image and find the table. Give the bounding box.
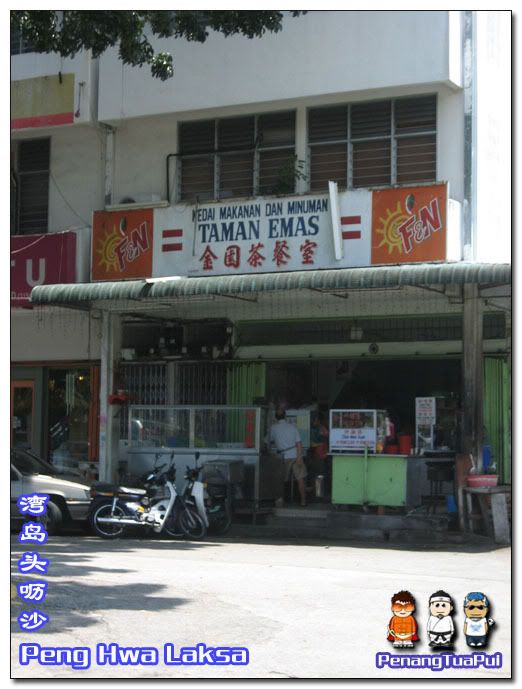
[463,485,511,544]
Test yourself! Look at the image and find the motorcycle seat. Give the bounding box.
[119,486,147,496]
[91,481,146,497]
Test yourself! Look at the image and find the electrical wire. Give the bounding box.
[49,172,90,226]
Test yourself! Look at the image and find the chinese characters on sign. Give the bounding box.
[198,238,319,272]
[16,493,51,632]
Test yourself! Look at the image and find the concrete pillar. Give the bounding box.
[462,283,483,471]
[98,311,121,481]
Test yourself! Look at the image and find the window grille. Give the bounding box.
[179,111,296,201]
[15,139,50,235]
[308,95,437,191]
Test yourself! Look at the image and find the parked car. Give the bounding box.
[11,448,91,535]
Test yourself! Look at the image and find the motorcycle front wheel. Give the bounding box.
[91,503,127,539]
[162,511,185,538]
[179,506,207,540]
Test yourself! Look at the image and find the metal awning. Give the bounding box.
[30,262,511,307]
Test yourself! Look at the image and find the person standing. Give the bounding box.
[269,408,307,506]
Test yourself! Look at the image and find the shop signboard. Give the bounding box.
[91,209,153,281]
[11,232,77,306]
[11,74,75,130]
[91,183,449,280]
[371,184,447,265]
[153,192,373,278]
[329,409,377,452]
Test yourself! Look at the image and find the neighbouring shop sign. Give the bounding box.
[11,233,77,306]
[92,209,153,280]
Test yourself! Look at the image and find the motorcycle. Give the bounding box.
[183,453,233,535]
[88,457,206,540]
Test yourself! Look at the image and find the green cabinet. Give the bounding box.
[332,454,408,507]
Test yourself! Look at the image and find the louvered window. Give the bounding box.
[308,106,348,191]
[308,95,436,191]
[258,111,296,195]
[179,111,296,201]
[15,138,50,235]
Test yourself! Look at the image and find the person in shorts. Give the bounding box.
[269,408,307,506]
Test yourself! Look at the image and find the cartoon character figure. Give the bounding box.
[463,592,495,648]
[427,590,455,649]
[387,590,419,648]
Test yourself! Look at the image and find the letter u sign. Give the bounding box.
[26,258,46,287]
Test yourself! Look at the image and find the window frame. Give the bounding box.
[308,95,437,192]
[12,137,51,236]
[177,110,297,202]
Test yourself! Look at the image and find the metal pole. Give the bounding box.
[462,283,484,471]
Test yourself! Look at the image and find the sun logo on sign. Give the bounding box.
[96,225,121,272]
[375,195,416,255]
[96,218,127,273]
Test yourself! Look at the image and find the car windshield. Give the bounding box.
[11,448,58,476]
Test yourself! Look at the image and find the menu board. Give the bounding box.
[415,397,436,424]
[329,409,377,452]
[415,397,436,451]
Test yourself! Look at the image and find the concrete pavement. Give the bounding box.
[11,534,511,679]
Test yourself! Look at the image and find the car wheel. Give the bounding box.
[42,500,63,536]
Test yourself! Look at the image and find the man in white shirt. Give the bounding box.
[269,409,307,506]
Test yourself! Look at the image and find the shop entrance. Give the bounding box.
[11,380,35,449]
[47,365,100,480]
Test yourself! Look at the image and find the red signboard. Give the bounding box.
[10,233,77,307]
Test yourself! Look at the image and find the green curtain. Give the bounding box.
[226,362,266,405]
[483,357,510,484]
[225,362,266,444]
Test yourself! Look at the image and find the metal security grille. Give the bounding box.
[238,314,505,346]
[16,139,50,235]
[178,111,296,201]
[308,95,437,191]
[118,363,168,437]
[172,362,227,405]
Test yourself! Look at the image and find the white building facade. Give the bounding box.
[11,11,511,485]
